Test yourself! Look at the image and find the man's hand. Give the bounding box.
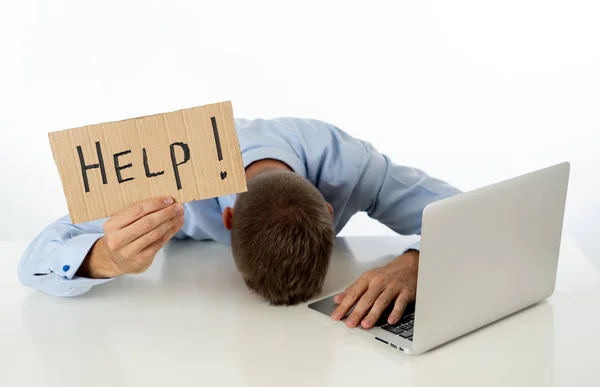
[331,249,419,329]
[77,197,185,279]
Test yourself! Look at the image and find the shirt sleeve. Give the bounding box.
[18,216,113,297]
[353,142,462,250]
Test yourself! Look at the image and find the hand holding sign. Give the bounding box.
[78,197,184,278]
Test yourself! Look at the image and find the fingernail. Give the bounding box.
[363,318,371,327]
[388,317,397,325]
[332,312,340,320]
[347,318,355,327]
[175,203,184,214]
[164,197,174,205]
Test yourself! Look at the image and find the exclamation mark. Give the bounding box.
[211,116,227,180]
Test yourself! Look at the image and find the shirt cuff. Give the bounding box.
[48,233,114,295]
[404,240,421,253]
[242,146,307,177]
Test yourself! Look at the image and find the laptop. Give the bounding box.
[309,162,570,355]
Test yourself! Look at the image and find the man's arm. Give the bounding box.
[333,141,462,328]
[357,142,462,237]
[18,197,185,296]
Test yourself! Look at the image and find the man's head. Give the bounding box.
[224,169,335,305]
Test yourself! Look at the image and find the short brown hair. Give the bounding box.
[231,169,335,305]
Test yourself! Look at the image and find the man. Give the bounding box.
[18,117,460,329]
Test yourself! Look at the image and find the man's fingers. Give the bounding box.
[331,280,368,321]
[345,286,384,328]
[361,289,398,329]
[388,291,411,325]
[142,218,184,256]
[109,197,176,230]
[119,203,184,246]
[333,291,347,304]
[123,215,184,257]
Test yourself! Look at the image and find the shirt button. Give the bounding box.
[63,265,70,272]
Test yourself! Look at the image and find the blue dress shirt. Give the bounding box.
[18,117,461,296]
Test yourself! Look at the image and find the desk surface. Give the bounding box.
[1,236,599,387]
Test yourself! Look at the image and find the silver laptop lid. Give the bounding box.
[412,162,570,354]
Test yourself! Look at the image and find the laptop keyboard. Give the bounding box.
[377,303,415,341]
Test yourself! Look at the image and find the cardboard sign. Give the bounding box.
[49,101,247,223]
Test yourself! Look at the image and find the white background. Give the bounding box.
[1,1,598,266]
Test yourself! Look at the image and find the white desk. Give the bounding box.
[1,236,599,387]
